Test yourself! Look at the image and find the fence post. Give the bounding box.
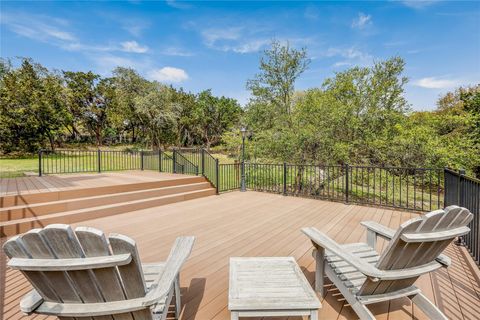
[173,149,177,173]
[215,158,219,194]
[443,167,448,207]
[158,150,162,172]
[283,162,287,195]
[38,150,43,177]
[455,168,466,246]
[458,168,465,207]
[140,151,144,171]
[201,148,205,176]
[97,149,101,173]
[345,164,350,203]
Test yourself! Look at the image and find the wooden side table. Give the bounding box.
[229,257,321,319]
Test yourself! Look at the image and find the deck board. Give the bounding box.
[0,171,192,196]
[1,191,480,319]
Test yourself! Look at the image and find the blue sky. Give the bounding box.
[1,1,479,110]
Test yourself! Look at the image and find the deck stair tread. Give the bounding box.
[0,175,207,207]
[0,175,216,237]
[0,188,214,227]
[0,181,211,220]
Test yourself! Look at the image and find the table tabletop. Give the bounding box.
[228,257,321,311]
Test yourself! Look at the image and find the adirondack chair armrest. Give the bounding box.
[375,260,446,280]
[302,227,382,279]
[142,236,195,307]
[20,290,43,314]
[360,221,395,240]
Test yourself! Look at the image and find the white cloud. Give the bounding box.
[122,20,150,37]
[413,77,461,89]
[400,1,440,9]
[166,0,192,9]
[202,27,242,47]
[230,39,271,54]
[1,13,76,43]
[92,54,139,69]
[351,12,372,29]
[147,67,189,83]
[161,47,194,57]
[321,46,373,68]
[120,41,148,53]
[332,61,352,68]
[200,26,273,53]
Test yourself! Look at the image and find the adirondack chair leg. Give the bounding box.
[313,246,325,296]
[366,229,376,249]
[310,310,318,320]
[410,292,448,320]
[174,274,181,319]
[231,311,239,320]
[326,266,376,320]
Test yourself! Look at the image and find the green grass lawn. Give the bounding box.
[0,157,38,177]
[0,150,235,178]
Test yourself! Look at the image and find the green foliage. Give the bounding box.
[0,58,241,154]
[0,58,68,153]
[238,41,478,176]
[246,39,310,122]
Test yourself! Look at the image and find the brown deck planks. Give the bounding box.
[1,190,480,320]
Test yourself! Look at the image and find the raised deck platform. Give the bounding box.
[0,171,195,196]
[0,172,216,237]
[2,191,479,320]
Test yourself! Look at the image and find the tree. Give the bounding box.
[63,71,116,146]
[134,83,179,149]
[195,90,242,149]
[0,58,67,153]
[246,40,310,124]
[112,67,150,142]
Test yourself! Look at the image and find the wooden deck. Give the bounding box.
[0,171,190,196]
[2,191,480,319]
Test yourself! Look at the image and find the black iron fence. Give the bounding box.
[444,168,480,265]
[217,162,444,212]
[38,149,198,176]
[30,148,480,265]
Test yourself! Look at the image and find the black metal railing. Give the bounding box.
[38,149,198,176]
[172,149,198,175]
[201,149,219,193]
[216,162,444,212]
[445,168,480,265]
[219,163,241,192]
[39,149,142,174]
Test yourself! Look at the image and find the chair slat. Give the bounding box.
[19,229,78,320]
[359,206,473,296]
[109,233,152,320]
[3,236,58,302]
[75,227,135,320]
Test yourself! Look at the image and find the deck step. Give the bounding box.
[0,182,211,221]
[0,175,206,208]
[0,188,216,237]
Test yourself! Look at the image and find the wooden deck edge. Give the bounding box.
[0,175,207,207]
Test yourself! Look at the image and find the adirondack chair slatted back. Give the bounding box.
[3,224,153,320]
[358,206,473,296]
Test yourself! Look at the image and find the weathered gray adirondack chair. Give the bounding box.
[3,224,195,320]
[302,205,473,320]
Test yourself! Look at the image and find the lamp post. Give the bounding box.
[240,127,247,192]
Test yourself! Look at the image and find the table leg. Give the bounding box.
[231,311,239,320]
[310,310,318,320]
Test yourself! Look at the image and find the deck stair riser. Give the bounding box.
[0,176,206,208]
[0,188,216,237]
[0,182,211,222]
